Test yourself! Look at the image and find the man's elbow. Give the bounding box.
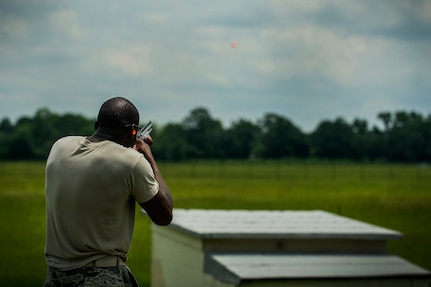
[140,191,173,226]
[152,212,173,226]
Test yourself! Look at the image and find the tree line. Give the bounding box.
[1,107,430,162]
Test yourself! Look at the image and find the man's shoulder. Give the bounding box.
[55,135,84,143]
[52,136,84,148]
[102,141,143,162]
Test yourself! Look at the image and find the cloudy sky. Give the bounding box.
[1,0,430,132]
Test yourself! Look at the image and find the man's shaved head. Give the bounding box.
[97,97,139,128]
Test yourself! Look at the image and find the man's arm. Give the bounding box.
[135,137,173,226]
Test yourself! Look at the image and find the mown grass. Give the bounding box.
[0,161,430,286]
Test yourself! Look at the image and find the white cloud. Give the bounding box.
[0,16,27,40]
[100,45,155,77]
[0,0,430,132]
[49,9,82,39]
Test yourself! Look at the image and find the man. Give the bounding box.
[44,97,173,286]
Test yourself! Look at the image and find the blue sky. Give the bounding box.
[1,0,430,132]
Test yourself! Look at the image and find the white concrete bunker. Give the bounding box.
[146,209,431,287]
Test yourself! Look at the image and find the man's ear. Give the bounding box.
[128,128,136,139]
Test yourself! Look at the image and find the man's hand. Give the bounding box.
[134,136,173,226]
[134,136,153,160]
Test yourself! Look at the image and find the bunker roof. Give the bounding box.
[204,253,431,284]
[168,209,402,240]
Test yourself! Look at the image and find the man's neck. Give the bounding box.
[87,128,118,143]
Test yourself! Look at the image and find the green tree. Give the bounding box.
[425,114,431,161]
[311,118,355,159]
[2,105,430,163]
[182,107,224,159]
[224,119,261,159]
[385,111,428,162]
[377,111,393,132]
[156,123,190,161]
[0,118,13,158]
[31,108,59,158]
[5,123,34,159]
[366,127,386,161]
[0,108,94,160]
[351,118,369,160]
[259,113,309,159]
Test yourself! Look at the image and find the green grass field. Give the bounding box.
[1,161,430,286]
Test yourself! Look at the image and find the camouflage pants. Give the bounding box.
[44,265,139,287]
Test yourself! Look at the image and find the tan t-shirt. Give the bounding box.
[44,136,159,270]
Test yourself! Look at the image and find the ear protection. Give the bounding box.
[125,124,140,138]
